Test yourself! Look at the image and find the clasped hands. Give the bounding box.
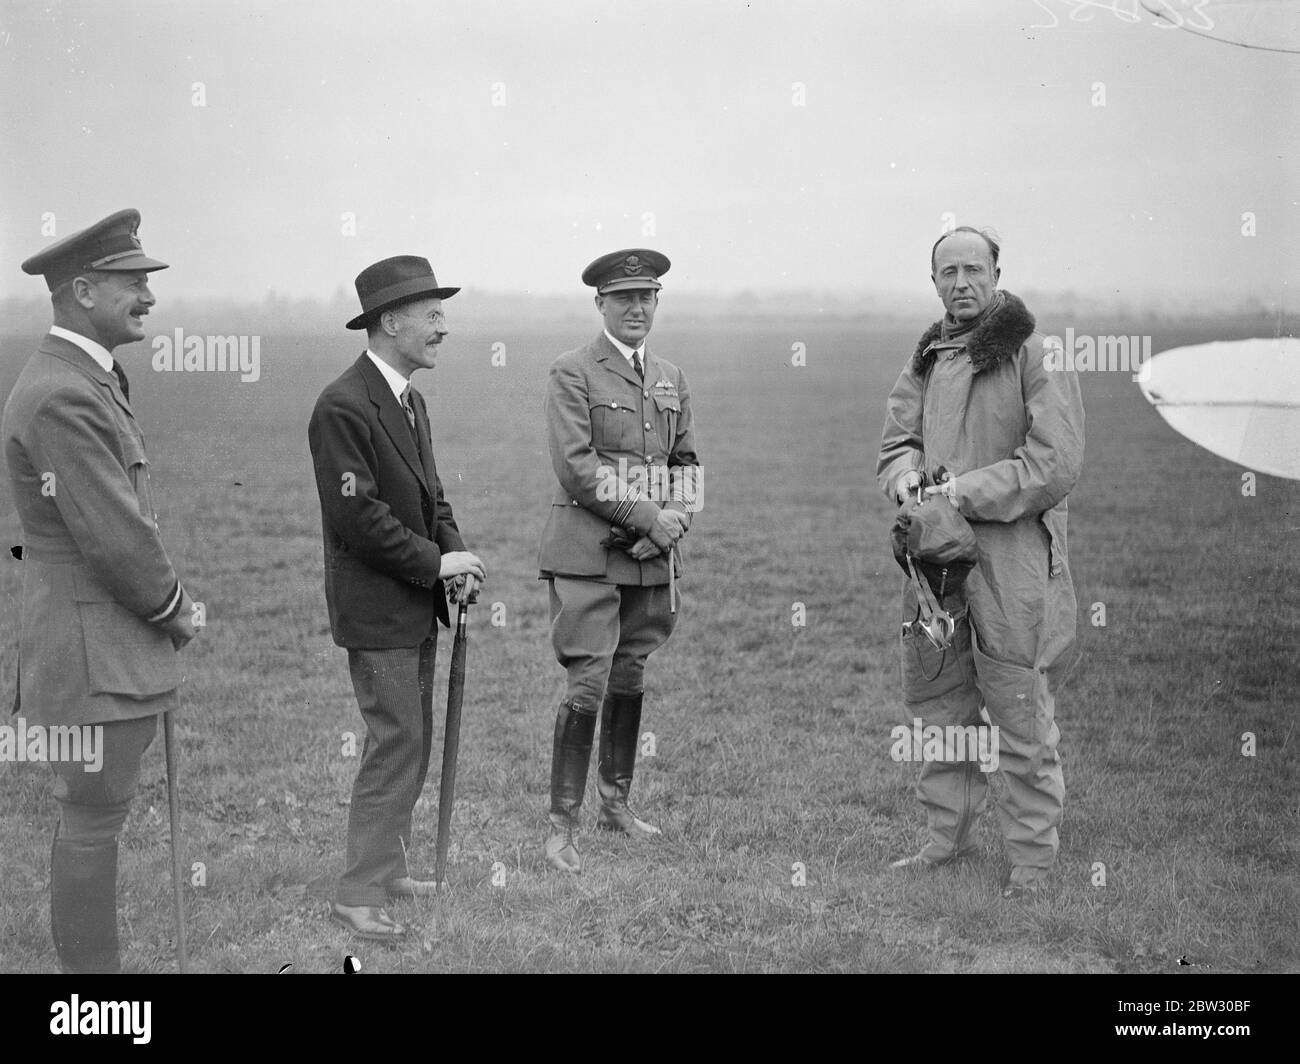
[896,470,959,508]
[626,508,687,562]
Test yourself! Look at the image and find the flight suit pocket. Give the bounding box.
[73,570,179,698]
[1040,509,1067,579]
[969,637,1049,745]
[901,605,971,704]
[588,396,637,451]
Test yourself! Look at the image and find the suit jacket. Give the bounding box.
[1,334,182,726]
[538,333,700,586]
[308,353,465,649]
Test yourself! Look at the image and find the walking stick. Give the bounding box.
[668,543,678,613]
[163,710,189,973]
[434,578,474,889]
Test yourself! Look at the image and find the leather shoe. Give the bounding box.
[386,876,439,899]
[544,822,582,874]
[597,805,661,837]
[329,901,407,942]
[888,846,975,871]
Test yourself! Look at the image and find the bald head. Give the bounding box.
[930,226,999,275]
[931,228,1001,322]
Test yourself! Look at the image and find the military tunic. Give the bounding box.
[538,332,700,707]
[3,333,182,728]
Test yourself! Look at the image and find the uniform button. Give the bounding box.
[571,499,578,505]
[645,456,652,463]
[610,401,618,409]
[644,422,652,431]
[643,390,649,398]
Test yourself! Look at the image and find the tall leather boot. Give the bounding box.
[596,692,661,836]
[544,701,596,873]
[50,825,121,974]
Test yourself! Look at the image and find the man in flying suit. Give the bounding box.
[876,227,1085,898]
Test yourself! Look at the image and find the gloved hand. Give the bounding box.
[896,470,923,505]
[924,472,960,508]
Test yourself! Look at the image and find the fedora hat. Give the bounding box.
[346,255,460,330]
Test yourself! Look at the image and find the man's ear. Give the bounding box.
[594,294,605,313]
[71,275,97,310]
[993,267,1001,286]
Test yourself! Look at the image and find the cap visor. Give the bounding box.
[95,254,170,273]
[598,278,662,293]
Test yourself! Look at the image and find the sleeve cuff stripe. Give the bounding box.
[610,487,642,526]
[147,582,183,624]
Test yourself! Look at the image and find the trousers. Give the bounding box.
[548,577,677,711]
[49,713,158,973]
[337,638,437,906]
[899,518,1075,868]
[51,714,157,842]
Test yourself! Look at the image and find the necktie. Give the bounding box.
[111,360,131,402]
[400,384,416,430]
[633,351,644,380]
[401,384,423,457]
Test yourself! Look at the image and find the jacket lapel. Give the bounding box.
[594,333,643,388]
[412,389,437,486]
[356,354,429,492]
[41,335,135,420]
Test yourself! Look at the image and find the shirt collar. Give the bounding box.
[365,349,410,402]
[49,325,114,373]
[603,329,643,365]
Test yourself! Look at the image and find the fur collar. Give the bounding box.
[911,291,1036,375]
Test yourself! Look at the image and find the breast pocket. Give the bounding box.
[589,396,638,451]
[651,391,681,448]
[118,429,156,522]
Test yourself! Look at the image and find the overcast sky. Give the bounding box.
[1,0,1296,303]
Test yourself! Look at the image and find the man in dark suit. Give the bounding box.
[309,255,486,941]
[537,248,701,873]
[2,209,198,972]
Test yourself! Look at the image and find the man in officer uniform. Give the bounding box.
[2,209,197,971]
[537,248,701,874]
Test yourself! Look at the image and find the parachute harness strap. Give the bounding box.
[904,555,956,682]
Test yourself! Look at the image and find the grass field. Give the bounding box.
[1,313,1296,974]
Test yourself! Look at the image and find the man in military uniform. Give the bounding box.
[876,227,1084,898]
[537,248,701,874]
[2,209,198,972]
